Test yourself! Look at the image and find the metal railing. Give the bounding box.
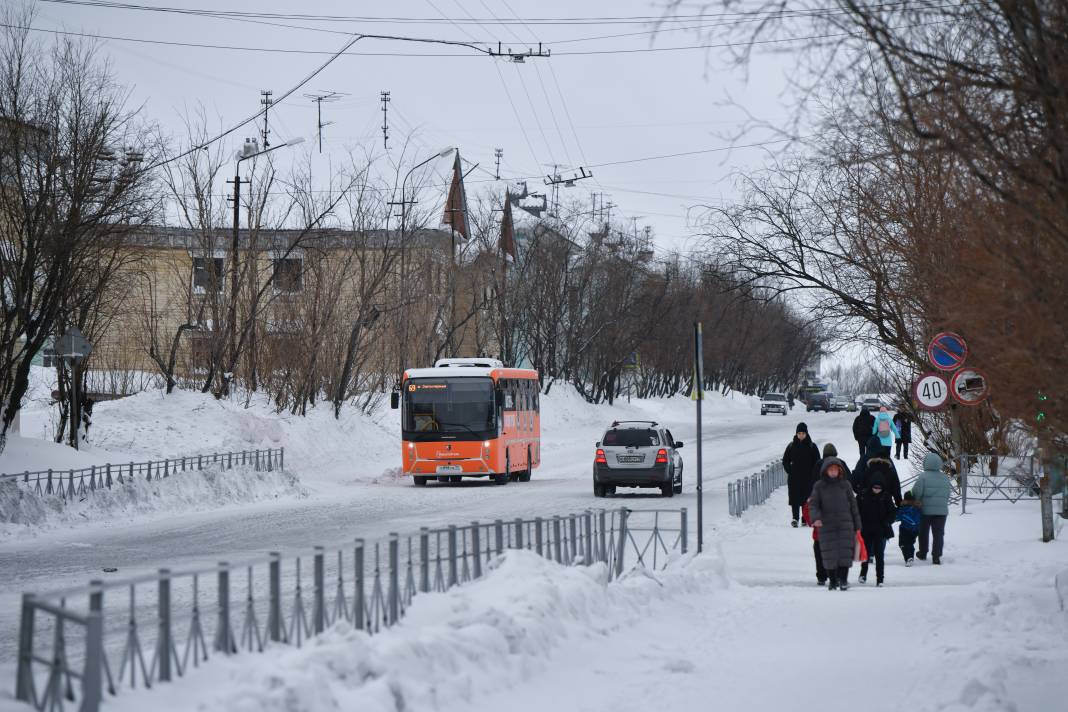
[727,461,786,517]
[0,448,284,501]
[13,506,687,712]
[900,453,1047,509]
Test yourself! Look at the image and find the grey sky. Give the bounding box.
[33,0,798,252]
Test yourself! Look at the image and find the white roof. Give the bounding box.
[405,367,496,379]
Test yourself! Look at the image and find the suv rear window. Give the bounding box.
[603,429,660,447]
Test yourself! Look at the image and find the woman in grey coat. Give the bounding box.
[809,457,862,590]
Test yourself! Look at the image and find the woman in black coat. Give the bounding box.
[783,422,820,527]
[809,457,862,590]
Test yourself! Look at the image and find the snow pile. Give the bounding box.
[102,550,727,712]
[0,464,305,537]
[0,434,113,475]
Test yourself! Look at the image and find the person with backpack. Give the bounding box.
[783,422,821,527]
[852,408,875,458]
[809,457,862,591]
[857,474,897,586]
[892,411,912,460]
[852,435,902,505]
[872,406,900,449]
[912,452,952,564]
[895,491,922,565]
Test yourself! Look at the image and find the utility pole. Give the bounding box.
[694,322,705,553]
[494,148,503,180]
[259,90,273,148]
[380,91,391,150]
[304,90,346,153]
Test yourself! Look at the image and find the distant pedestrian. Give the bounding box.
[801,498,826,585]
[895,491,922,565]
[786,422,815,529]
[857,474,897,586]
[852,435,902,505]
[912,452,952,564]
[788,392,795,410]
[783,422,820,527]
[809,457,862,591]
[811,443,850,486]
[872,406,900,449]
[892,412,912,460]
[852,408,875,458]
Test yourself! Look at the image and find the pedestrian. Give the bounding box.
[872,406,900,449]
[783,422,821,527]
[892,411,912,460]
[852,407,875,458]
[801,497,826,585]
[851,435,902,505]
[788,392,795,410]
[895,491,922,565]
[809,457,862,591]
[912,452,952,564]
[857,474,897,586]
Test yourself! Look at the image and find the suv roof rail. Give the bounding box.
[610,420,659,427]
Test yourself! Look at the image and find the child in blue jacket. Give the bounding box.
[896,490,922,565]
[872,406,900,448]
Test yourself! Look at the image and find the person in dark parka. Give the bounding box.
[783,422,821,527]
[852,408,875,458]
[811,443,851,485]
[852,435,902,505]
[857,473,897,586]
[809,457,862,590]
[892,412,912,460]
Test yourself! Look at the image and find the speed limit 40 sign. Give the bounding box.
[913,372,950,411]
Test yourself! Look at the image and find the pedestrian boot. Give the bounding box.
[837,567,850,591]
[827,573,839,591]
[791,519,799,528]
[933,556,941,565]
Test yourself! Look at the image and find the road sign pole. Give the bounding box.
[694,322,704,554]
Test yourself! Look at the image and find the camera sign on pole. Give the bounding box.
[913,372,950,411]
[950,367,990,406]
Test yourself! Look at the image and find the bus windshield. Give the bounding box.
[403,377,496,440]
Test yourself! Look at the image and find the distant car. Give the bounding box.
[831,397,851,412]
[861,397,883,412]
[806,392,833,412]
[760,392,789,416]
[593,421,683,498]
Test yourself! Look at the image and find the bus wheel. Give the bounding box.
[413,476,428,487]
[493,473,509,485]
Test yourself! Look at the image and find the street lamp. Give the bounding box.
[399,146,455,234]
[226,136,306,388]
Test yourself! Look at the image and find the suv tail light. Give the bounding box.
[655,448,668,464]
[595,448,607,464]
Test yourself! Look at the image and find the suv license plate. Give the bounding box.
[435,464,463,474]
[616,455,644,463]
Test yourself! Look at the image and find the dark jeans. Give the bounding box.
[813,540,826,582]
[898,528,917,561]
[860,535,887,582]
[919,515,947,558]
[791,504,801,522]
[895,440,910,459]
[856,439,867,458]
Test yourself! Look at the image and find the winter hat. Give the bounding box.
[822,443,837,457]
[819,457,847,478]
[796,422,809,434]
[903,490,916,501]
[923,452,944,472]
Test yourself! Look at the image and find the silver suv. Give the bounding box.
[593,421,683,498]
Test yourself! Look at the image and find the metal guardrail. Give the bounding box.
[0,448,284,501]
[900,453,1045,508]
[13,506,687,712]
[727,461,786,517]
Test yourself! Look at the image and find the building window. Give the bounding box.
[192,257,224,294]
[272,258,303,293]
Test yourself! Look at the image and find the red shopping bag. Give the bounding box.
[854,532,868,562]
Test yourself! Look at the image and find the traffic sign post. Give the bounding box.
[927,332,968,372]
[55,327,93,450]
[913,372,950,411]
[949,367,990,406]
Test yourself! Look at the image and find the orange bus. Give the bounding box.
[391,358,541,486]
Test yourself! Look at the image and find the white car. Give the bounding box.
[760,392,789,416]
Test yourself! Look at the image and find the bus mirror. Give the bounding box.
[390,391,399,410]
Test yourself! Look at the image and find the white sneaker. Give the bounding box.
[906,558,914,567]
[858,574,867,584]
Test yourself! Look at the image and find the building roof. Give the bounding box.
[122,225,454,251]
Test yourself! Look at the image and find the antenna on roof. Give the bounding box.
[303,90,348,153]
[380,90,391,150]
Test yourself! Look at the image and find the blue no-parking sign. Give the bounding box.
[927,332,968,372]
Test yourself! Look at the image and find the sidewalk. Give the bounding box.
[465,491,1068,712]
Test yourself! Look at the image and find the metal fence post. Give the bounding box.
[494,519,504,555]
[584,510,594,564]
[268,553,281,642]
[471,522,482,579]
[419,528,430,593]
[280,447,284,472]
[15,594,35,703]
[82,582,104,712]
[388,534,400,624]
[215,562,233,654]
[552,516,563,563]
[598,510,607,563]
[447,526,458,588]
[513,518,524,549]
[354,540,365,630]
[158,569,172,682]
[568,515,578,564]
[680,508,688,554]
[313,547,325,634]
[535,517,544,556]
[105,464,112,488]
[614,509,630,578]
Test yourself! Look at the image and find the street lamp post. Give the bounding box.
[226,136,305,390]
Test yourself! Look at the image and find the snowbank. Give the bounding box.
[100,550,727,712]
[0,465,305,537]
